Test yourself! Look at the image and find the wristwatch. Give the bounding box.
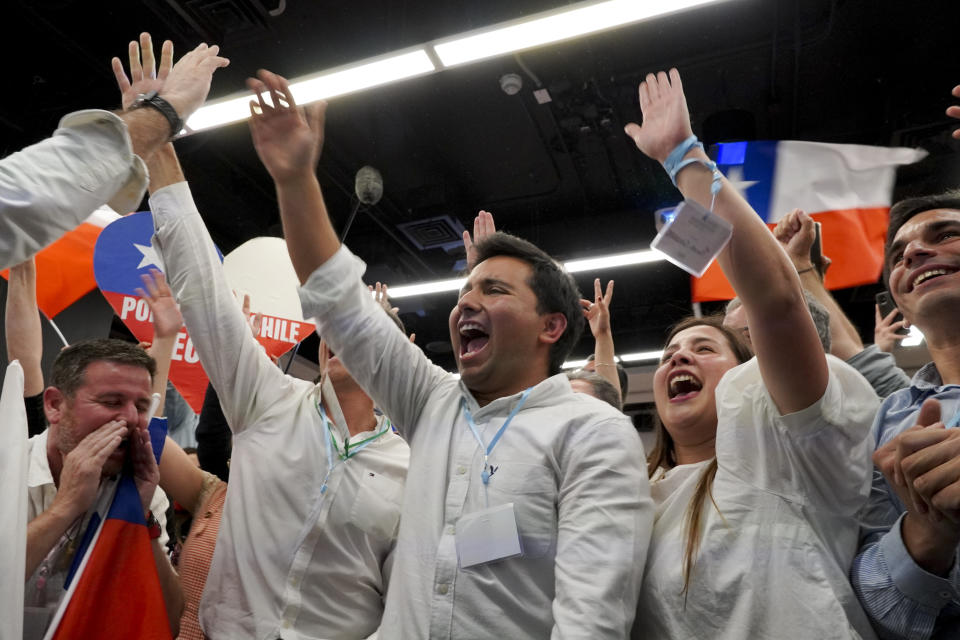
[131,90,183,139]
[145,510,163,540]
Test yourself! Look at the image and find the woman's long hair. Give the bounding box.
[647,315,753,598]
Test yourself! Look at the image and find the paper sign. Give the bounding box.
[650,199,733,277]
[456,502,523,568]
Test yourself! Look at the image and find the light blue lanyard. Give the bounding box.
[462,387,533,485]
[316,402,389,493]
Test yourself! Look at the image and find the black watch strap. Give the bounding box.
[132,90,183,139]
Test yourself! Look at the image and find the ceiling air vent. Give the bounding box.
[397,216,465,253]
[155,0,279,44]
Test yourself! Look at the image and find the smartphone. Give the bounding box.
[875,291,910,336]
[809,222,823,276]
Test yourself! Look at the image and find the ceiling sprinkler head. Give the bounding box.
[499,73,523,96]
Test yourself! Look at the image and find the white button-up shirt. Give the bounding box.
[635,356,879,640]
[300,245,654,639]
[151,182,409,640]
[0,109,147,270]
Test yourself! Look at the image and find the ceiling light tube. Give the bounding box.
[184,48,436,133]
[386,249,665,299]
[562,350,663,369]
[432,0,727,68]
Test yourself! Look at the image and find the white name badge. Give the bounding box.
[455,502,523,568]
[650,198,733,277]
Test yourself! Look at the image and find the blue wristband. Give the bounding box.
[662,134,723,204]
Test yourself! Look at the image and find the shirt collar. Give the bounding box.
[28,429,55,489]
[459,373,569,418]
[912,361,946,390]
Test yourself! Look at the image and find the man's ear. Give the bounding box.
[539,312,568,346]
[44,386,66,425]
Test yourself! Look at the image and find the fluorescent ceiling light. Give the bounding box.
[564,250,663,273]
[185,49,436,133]
[386,248,665,299]
[433,0,726,67]
[562,350,663,369]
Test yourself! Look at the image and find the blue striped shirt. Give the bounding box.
[852,362,960,639]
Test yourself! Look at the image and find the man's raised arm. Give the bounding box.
[0,33,227,270]
[246,70,336,283]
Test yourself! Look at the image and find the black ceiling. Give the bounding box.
[4,0,960,371]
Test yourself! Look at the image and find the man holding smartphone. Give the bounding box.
[851,188,960,639]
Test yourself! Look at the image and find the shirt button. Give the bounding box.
[446,525,455,535]
[457,466,467,475]
[282,620,292,629]
[437,583,449,595]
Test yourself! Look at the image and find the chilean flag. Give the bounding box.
[94,213,316,412]
[691,140,927,301]
[44,420,170,640]
[1,206,120,318]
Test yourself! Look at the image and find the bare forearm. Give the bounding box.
[275,173,341,284]
[5,266,44,395]
[799,270,864,360]
[592,331,621,397]
[152,538,183,635]
[147,143,185,194]
[148,335,176,416]
[25,507,74,578]
[120,109,173,163]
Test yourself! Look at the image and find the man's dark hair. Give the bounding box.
[473,232,583,375]
[883,189,960,288]
[51,339,156,397]
[566,369,622,410]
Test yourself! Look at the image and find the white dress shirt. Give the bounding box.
[634,356,879,640]
[299,244,654,640]
[150,182,409,640]
[0,109,147,269]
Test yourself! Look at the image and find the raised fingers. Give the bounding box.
[111,57,131,95]
[128,39,143,82]
[140,33,156,79]
[602,279,614,305]
[158,39,174,79]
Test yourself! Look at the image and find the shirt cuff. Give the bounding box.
[58,110,148,214]
[880,512,960,608]
[149,180,199,229]
[298,244,366,319]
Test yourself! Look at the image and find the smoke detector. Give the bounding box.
[499,73,523,96]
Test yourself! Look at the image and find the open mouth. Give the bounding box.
[668,372,703,401]
[459,322,490,359]
[910,267,958,291]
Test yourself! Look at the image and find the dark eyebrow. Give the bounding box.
[888,220,960,265]
[459,277,514,297]
[662,335,721,358]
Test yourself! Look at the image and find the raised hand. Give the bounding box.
[463,210,496,271]
[947,84,960,140]
[159,42,230,121]
[49,420,128,522]
[136,269,183,341]
[624,69,694,164]
[772,209,817,271]
[247,70,327,184]
[581,279,614,338]
[874,305,906,353]
[111,33,174,110]
[370,282,400,315]
[896,399,960,525]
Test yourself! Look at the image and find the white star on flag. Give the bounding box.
[725,165,758,197]
[134,243,165,271]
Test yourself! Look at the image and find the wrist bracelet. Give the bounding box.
[662,134,723,207]
[796,266,817,275]
[594,362,616,367]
